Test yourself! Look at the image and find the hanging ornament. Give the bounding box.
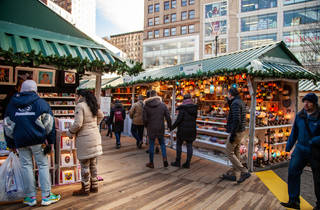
[210,85,215,94]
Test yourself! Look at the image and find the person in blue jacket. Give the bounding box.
[3,80,60,207]
[280,93,320,210]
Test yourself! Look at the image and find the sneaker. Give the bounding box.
[237,172,251,184]
[41,193,61,206]
[23,197,37,206]
[163,161,168,167]
[221,173,236,181]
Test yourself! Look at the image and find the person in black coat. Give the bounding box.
[109,100,126,149]
[170,94,198,169]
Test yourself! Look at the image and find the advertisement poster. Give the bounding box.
[100,97,111,116]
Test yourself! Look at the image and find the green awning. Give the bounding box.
[79,77,120,89]
[299,80,320,92]
[0,21,115,64]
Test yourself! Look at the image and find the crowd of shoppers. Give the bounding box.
[3,80,320,209]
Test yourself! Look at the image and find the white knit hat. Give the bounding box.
[20,80,38,93]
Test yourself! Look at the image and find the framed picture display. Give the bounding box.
[0,66,14,85]
[15,67,36,84]
[64,71,76,84]
[37,69,55,87]
[61,169,75,184]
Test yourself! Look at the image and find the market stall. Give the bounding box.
[0,0,143,186]
[107,41,319,171]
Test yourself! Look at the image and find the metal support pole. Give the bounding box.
[215,35,219,57]
[132,86,135,105]
[247,77,257,172]
[95,74,102,105]
[170,82,176,148]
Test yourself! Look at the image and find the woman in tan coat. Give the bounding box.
[67,89,104,196]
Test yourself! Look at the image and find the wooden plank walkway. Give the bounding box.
[0,131,284,209]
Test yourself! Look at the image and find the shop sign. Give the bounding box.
[100,97,111,116]
[179,64,202,75]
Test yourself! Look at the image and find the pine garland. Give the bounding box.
[0,48,144,76]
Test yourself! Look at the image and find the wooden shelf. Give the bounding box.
[194,139,226,149]
[255,124,292,130]
[197,128,229,137]
[198,116,226,121]
[41,97,75,99]
[197,120,226,126]
[271,142,287,146]
[201,100,226,102]
[60,164,79,168]
[50,105,76,107]
[54,114,74,116]
[112,93,134,95]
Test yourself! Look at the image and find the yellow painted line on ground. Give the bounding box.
[255,170,313,210]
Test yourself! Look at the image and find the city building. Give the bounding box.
[48,0,96,35]
[199,0,320,71]
[105,31,144,63]
[143,0,201,69]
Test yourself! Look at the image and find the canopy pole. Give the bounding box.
[132,86,135,105]
[95,74,102,105]
[170,81,176,148]
[247,77,257,172]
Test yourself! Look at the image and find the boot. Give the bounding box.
[280,201,300,210]
[90,185,98,193]
[163,157,168,167]
[182,162,190,169]
[73,183,89,196]
[171,160,180,167]
[146,162,154,168]
[155,146,160,154]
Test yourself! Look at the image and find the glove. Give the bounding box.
[229,133,235,143]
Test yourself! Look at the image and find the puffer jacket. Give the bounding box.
[129,100,144,125]
[69,98,104,160]
[226,95,246,135]
[286,108,320,155]
[4,92,55,148]
[143,96,171,139]
[171,102,198,142]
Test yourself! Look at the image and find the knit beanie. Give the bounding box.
[20,80,37,93]
[229,87,239,97]
[302,93,318,105]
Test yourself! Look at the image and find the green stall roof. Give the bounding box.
[79,77,120,90]
[121,41,316,87]
[299,80,320,92]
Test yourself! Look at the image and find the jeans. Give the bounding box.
[288,147,312,203]
[115,132,121,145]
[18,144,51,198]
[131,124,144,145]
[149,136,167,163]
[107,124,112,137]
[176,139,193,163]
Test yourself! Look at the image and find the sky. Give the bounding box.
[96,0,144,38]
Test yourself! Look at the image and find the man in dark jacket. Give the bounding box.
[143,90,171,168]
[280,93,320,210]
[109,99,126,149]
[170,94,198,169]
[4,80,60,206]
[224,87,250,183]
[129,95,144,149]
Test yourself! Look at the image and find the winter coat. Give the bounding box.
[69,98,104,160]
[143,96,171,139]
[226,95,246,135]
[4,92,55,148]
[171,103,198,142]
[109,102,126,133]
[129,100,144,125]
[286,108,320,157]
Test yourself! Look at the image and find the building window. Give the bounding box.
[284,7,320,27]
[181,11,187,20]
[148,31,153,39]
[205,1,227,18]
[181,26,187,34]
[148,5,153,14]
[241,33,277,49]
[181,0,187,6]
[164,15,170,23]
[241,13,277,32]
[189,25,195,33]
[172,0,176,8]
[189,0,195,5]
[171,13,177,22]
[164,28,170,37]
[241,0,277,13]
[155,3,160,12]
[283,29,320,47]
[283,0,313,6]
[154,30,160,38]
[189,10,195,19]
[155,16,160,25]
[204,38,227,55]
[148,18,154,26]
[164,1,170,10]
[171,27,177,35]
[205,20,227,36]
